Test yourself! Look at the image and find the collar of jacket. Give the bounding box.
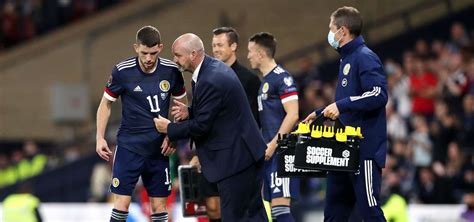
[337,35,365,56]
[196,55,213,82]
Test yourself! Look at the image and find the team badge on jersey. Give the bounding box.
[343,64,351,75]
[262,82,269,93]
[283,77,294,86]
[159,80,170,92]
[342,78,348,87]
[161,93,168,100]
[112,178,120,188]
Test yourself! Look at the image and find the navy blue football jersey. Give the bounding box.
[258,65,298,143]
[104,57,186,157]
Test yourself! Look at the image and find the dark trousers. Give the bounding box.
[324,159,386,222]
[217,159,267,222]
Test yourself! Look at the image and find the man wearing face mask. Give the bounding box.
[303,6,388,222]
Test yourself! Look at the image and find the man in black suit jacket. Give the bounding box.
[154,33,268,222]
[212,27,261,124]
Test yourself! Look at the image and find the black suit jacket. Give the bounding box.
[168,56,266,182]
[231,61,261,127]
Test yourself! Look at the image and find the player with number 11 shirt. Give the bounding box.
[96,26,186,222]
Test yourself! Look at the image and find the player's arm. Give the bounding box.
[96,68,123,161]
[170,70,189,121]
[171,86,188,108]
[96,96,113,161]
[334,55,388,114]
[265,100,299,160]
[266,74,299,160]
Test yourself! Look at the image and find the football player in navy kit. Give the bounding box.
[96,26,187,222]
[247,32,299,222]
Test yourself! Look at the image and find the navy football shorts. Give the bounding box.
[110,146,171,197]
[263,154,300,201]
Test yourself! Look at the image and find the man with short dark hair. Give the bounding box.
[96,25,187,222]
[304,6,388,222]
[247,32,299,222]
[212,27,261,122]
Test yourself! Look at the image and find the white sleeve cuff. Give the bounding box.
[172,92,187,99]
[281,95,298,104]
[103,92,117,102]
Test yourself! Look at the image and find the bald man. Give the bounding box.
[154,34,268,221]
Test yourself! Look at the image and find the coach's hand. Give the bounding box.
[171,99,189,121]
[154,115,170,133]
[189,155,201,173]
[96,138,113,161]
[161,136,176,156]
[302,112,317,124]
[323,102,340,120]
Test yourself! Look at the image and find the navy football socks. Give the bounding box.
[272,205,294,222]
[151,212,168,222]
[110,209,128,222]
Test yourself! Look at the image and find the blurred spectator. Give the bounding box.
[447,22,471,53]
[467,58,474,94]
[386,59,411,119]
[10,149,25,179]
[71,0,97,22]
[380,165,409,222]
[390,140,415,196]
[88,159,112,202]
[63,144,81,163]
[294,56,320,88]
[414,39,430,58]
[460,94,474,148]
[431,39,445,57]
[445,142,465,178]
[0,154,16,188]
[2,181,43,222]
[432,141,465,202]
[409,55,438,119]
[437,52,469,115]
[387,99,408,141]
[0,0,123,50]
[461,192,474,221]
[415,167,455,203]
[1,1,20,48]
[22,140,47,177]
[409,115,432,168]
[430,100,458,163]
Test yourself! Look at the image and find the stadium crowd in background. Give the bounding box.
[0,0,125,51]
[0,140,47,188]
